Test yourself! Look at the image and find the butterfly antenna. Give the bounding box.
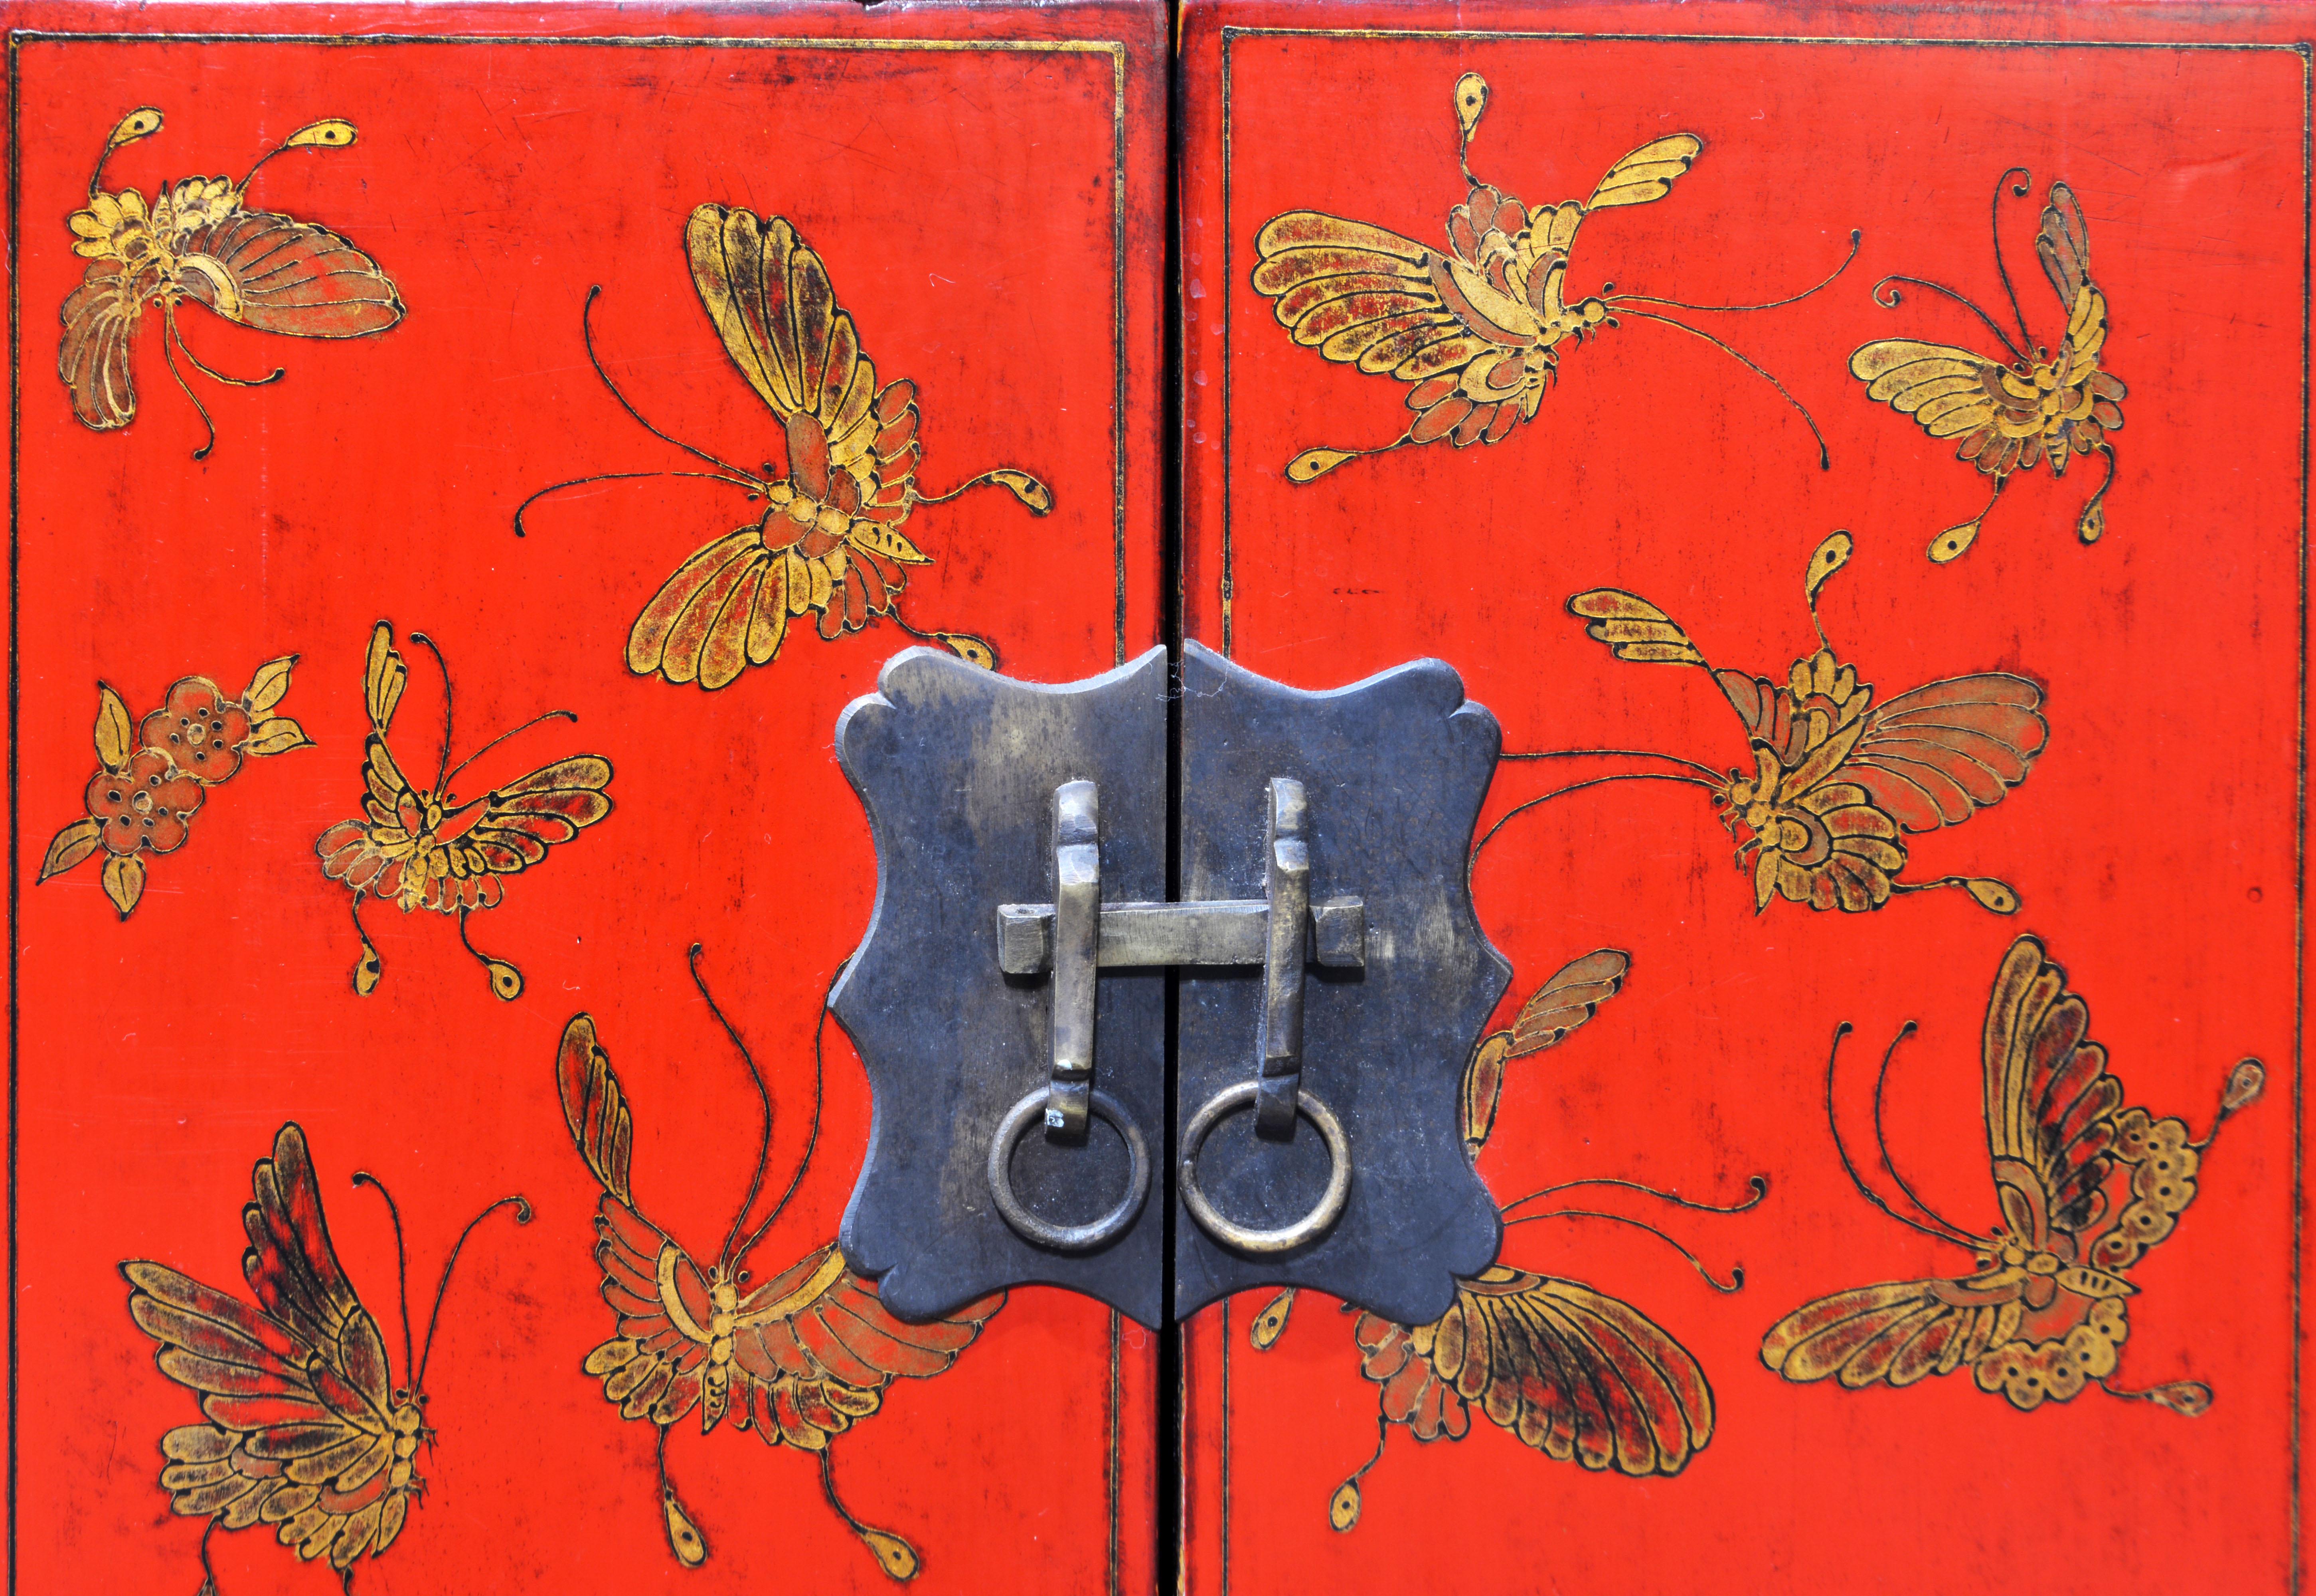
[1612,308,1830,470]
[2195,1057,2267,1149]
[1452,72,1490,189]
[1989,167,2038,356]
[512,469,761,538]
[1496,746,1725,778]
[1467,771,1719,895]
[1501,1173,1767,1217]
[1330,1416,1391,1533]
[691,945,774,1271]
[820,1448,920,1580]
[1284,436,1416,485]
[579,285,754,480]
[1610,228,1861,315]
[415,1193,534,1389]
[403,631,456,794]
[1870,1022,1981,1243]
[1824,1022,1980,1247]
[237,118,358,193]
[1873,275,2026,367]
[349,1171,417,1390]
[2078,443,2118,544]
[915,467,1053,513]
[164,303,285,389]
[657,1425,708,1567]
[158,315,220,460]
[89,108,162,199]
[735,960,848,1263]
[437,710,580,795]
[1501,1204,1745,1291]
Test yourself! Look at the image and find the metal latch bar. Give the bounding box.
[997,897,1366,974]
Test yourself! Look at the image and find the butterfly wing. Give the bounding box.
[314,730,423,897]
[1462,950,1630,1153]
[1984,935,2123,1240]
[2036,183,2091,312]
[1848,340,2041,476]
[1839,674,2049,832]
[724,1245,1004,1454]
[1584,134,1705,211]
[59,259,145,427]
[557,1013,721,1426]
[1354,1266,1711,1476]
[173,209,404,337]
[123,1124,413,1570]
[429,755,614,909]
[1762,1277,2026,1390]
[1253,210,1544,452]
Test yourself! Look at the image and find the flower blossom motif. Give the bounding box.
[38,658,310,919]
[87,749,204,856]
[140,676,253,783]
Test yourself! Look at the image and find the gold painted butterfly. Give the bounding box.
[315,621,612,1001]
[1252,951,1757,1530]
[518,206,1049,687]
[63,108,404,458]
[1251,72,1856,483]
[1763,935,2262,1414]
[122,1122,528,1594]
[556,949,1003,1578]
[1850,171,2124,561]
[1531,530,2046,915]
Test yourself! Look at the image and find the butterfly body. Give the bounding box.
[62,110,402,451]
[316,622,612,998]
[1764,937,2261,1412]
[1852,175,2124,559]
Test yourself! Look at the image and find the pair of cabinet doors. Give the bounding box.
[5,0,2307,1591]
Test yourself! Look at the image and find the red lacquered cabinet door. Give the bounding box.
[1179,4,2307,1592]
[3,4,1167,1592]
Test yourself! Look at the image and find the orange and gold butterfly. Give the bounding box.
[63,108,403,457]
[123,1122,528,1594]
[1251,73,1854,483]
[1251,952,1757,1529]
[556,949,1003,1578]
[1763,935,2262,1413]
[1851,171,2125,561]
[1518,531,2046,915]
[315,621,613,1001]
[518,206,1049,687]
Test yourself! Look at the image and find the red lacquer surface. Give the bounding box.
[4,4,1166,1592]
[1181,4,2307,1591]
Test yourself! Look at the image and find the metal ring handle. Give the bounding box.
[1178,1082,1352,1255]
[987,1087,1150,1252]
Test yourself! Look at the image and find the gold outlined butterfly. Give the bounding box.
[1251,951,1756,1530]
[1251,73,1857,483]
[517,206,1050,687]
[557,948,1003,1578]
[62,108,404,458]
[1851,171,2125,561]
[1536,531,2047,915]
[315,621,612,1001]
[1763,935,2262,1414]
[123,1122,528,1593]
